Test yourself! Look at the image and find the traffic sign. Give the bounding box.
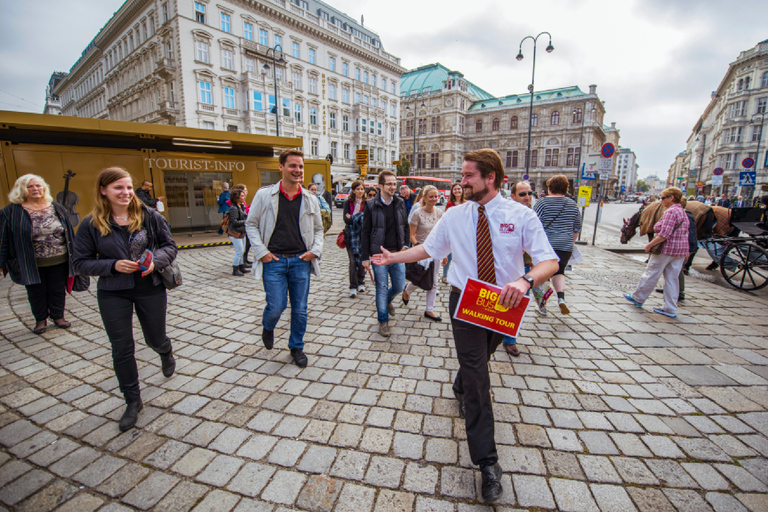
[601,143,615,159]
[742,157,755,169]
[620,185,626,192]
[713,167,724,176]
[598,157,612,179]
[355,149,369,165]
[577,186,592,207]
[581,167,596,180]
[360,164,368,177]
[522,173,530,181]
[392,160,401,165]
[711,175,723,186]
[676,176,685,180]
[740,171,756,186]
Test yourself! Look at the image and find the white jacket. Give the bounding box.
[245,183,324,278]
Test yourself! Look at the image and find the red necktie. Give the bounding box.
[476,205,496,284]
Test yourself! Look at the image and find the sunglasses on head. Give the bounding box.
[518,191,534,196]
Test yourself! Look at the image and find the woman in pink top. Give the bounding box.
[625,187,689,318]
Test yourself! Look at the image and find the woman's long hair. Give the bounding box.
[90,167,144,236]
[449,182,464,204]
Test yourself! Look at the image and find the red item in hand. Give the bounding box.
[137,249,153,271]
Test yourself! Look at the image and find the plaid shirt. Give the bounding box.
[653,204,689,258]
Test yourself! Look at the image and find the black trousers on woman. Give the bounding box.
[346,244,366,289]
[97,273,171,403]
[25,262,68,321]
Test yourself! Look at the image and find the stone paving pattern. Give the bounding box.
[0,230,767,511]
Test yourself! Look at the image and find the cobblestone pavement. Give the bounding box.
[0,237,767,512]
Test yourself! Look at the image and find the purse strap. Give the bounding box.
[543,199,568,230]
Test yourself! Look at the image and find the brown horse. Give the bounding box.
[621,200,726,244]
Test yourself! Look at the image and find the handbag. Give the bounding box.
[649,213,683,255]
[158,260,182,289]
[220,215,230,231]
[336,231,346,249]
[228,229,244,239]
[66,274,90,294]
[405,260,435,291]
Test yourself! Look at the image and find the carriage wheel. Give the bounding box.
[720,242,768,290]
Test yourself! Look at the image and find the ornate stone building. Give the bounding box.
[674,39,768,197]
[47,0,405,180]
[398,63,619,193]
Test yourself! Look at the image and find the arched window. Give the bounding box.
[551,111,560,125]
[492,118,499,131]
[475,120,482,132]
[738,79,744,91]
[510,116,518,129]
[573,108,582,124]
[762,72,768,88]
[745,76,751,90]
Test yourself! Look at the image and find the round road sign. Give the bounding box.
[601,143,615,159]
[742,158,755,169]
[713,167,724,176]
[522,173,530,180]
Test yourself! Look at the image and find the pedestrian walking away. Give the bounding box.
[343,180,367,297]
[216,182,230,234]
[372,149,558,503]
[0,174,78,334]
[402,185,446,322]
[73,167,178,432]
[625,187,690,318]
[245,149,323,368]
[227,188,250,276]
[533,175,581,314]
[361,171,411,338]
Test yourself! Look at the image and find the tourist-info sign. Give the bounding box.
[453,278,531,338]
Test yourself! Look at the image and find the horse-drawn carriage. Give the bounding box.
[621,200,768,291]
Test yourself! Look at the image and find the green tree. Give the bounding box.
[636,179,650,193]
[396,157,411,177]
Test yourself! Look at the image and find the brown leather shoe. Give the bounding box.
[504,344,520,357]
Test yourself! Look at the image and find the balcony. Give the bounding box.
[242,39,285,62]
[155,57,176,78]
[197,102,216,114]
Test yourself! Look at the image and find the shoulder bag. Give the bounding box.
[147,209,183,289]
[649,212,683,256]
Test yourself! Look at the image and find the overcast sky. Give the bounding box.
[1,0,766,179]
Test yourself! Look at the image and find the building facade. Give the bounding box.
[47,0,405,181]
[673,39,768,198]
[616,147,638,195]
[398,63,619,193]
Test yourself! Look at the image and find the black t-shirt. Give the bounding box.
[382,199,399,252]
[268,192,307,255]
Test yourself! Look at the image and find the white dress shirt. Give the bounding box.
[423,192,557,289]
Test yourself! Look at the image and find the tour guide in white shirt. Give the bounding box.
[372,149,558,503]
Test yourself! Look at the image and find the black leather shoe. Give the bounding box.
[480,462,503,503]
[291,348,308,368]
[454,390,466,418]
[233,265,244,276]
[655,288,664,294]
[706,261,719,270]
[119,399,143,432]
[242,261,253,269]
[160,351,176,378]
[424,312,442,322]
[262,328,274,350]
[238,264,251,273]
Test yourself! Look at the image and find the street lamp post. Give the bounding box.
[575,101,595,243]
[406,93,426,174]
[516,32,554,177]
[262,44,283,136]
[696,132,706,196]
[750,113,765,202]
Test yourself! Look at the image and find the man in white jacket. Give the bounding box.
[245,149,323,367]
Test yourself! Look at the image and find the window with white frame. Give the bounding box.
[753,125,763,142]
[308,48,315,64]
[329,112,336,129]
[294,103,301,121]
[220,13,230,32]
[361,118,366,132]
[342,62,348,77]
[363,95,369,105]
[245,57,255,72]
[309,77,317,94]
[275,67,283,81]
[252,91,263,110]
[196,41,209,63]
[344,143,350,159]
[224,87,235,108]
[391,104,396,117]
[221,49,233,70]
[758,97,767,114]
[329,56,336,72]
[372,75,377,88]
[162,2,168,22]
[282,98,290,116]
[199,81,212,104]
[378,122,382,136]
[292,71,301,90]
[259,29,268,46]
[329,84,336,99]
[355,68,361,81]
[354,92,360,103]
[310,107,317,125]
[267,94,275,113]
[391,82,396,94]
[331,141,337,159]
[291,41,300,58]
[311,139,318,155]
[390,126,395,141]
[342,88,349,103]
[244,22,253,41]
[363,71,369,84]
[195,2,205,23]
[203,121,215,129]
[274,35,281,48]
[343,115,349,131]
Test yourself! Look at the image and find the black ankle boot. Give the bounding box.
[160,351,176,378]
[233,265,244,276]
[239,264,251,273]
[119,399,143,432]
[242,260,253,269]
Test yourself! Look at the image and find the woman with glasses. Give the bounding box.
[533,175,582,315]
[625,187,689,318]
[366,188,377,199]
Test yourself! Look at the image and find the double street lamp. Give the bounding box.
[262,44,283,136]
[749,113,765,199]
[406,93,427,173]
[516,32,554,175]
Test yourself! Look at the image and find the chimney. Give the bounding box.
[589,84,597,95]
[611,122,616,130]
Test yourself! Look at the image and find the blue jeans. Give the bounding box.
[372,262,405,323]
[230,236,245,265]
[262,256,311,350]
[503,265,531,346]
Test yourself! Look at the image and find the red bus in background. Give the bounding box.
[398,176,453,204]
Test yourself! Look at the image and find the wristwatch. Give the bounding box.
[521,274,535,290]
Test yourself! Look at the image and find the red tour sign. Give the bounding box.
[742,158,755,169]
[453,278,531,338]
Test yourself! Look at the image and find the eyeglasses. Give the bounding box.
[518,191,534,197]
[660,195,670,200]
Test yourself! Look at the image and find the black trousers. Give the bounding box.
[449,291,504,467]
[97,273,171,403]
[244,235,252,262]
[347,244,366,288]
[25,262,69,322]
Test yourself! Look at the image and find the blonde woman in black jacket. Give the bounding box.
[73,167,178,432]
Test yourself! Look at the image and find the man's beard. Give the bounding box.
[464,183,489,202]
